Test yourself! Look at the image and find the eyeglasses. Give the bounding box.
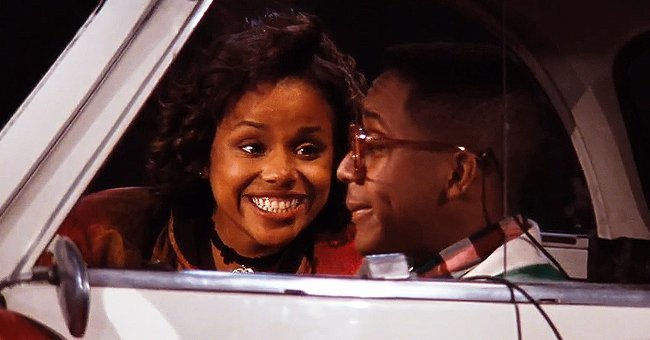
[348,123,470,183]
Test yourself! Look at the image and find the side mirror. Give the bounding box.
[51,236,90,338]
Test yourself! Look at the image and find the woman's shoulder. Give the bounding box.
[61,187,168,243]
[54,186,170,268]
[69,186,163,214]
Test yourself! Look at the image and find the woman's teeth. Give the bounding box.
[251,197,302,213]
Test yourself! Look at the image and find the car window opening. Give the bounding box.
[35,0,599,286]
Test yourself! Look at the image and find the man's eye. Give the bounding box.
[295,143,322,158]
[366,144,387,155]
[241,143,265,155]
[365,136,388,153]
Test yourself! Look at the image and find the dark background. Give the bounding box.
[0,1,100,129]
[0,0,492,130]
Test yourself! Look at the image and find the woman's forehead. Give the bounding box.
[220,78,335,129]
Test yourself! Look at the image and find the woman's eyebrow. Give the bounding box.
[297,126,322,135]
[234,120,266,129]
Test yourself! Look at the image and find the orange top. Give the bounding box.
[39,187,362,276]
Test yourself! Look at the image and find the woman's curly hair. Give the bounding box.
[148,12,366,234]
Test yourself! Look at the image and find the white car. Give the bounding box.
[2,0,650,338]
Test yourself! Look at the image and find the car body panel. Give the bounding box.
[6,271,650,339]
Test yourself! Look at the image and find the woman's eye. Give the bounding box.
[240,143,265,155]
[295,143,322,158]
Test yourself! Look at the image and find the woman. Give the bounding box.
[52,12,365,275]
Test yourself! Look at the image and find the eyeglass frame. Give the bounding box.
[347,123,488,184]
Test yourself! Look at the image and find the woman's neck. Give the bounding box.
[209,225,288,271]
[211,210,281,258]
[209,211,313,273]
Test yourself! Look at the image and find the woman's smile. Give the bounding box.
[247,195,308,220]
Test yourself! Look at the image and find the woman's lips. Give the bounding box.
[247,196,307,221]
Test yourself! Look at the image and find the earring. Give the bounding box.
[198,169,207,179]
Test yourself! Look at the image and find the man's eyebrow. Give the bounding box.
[362,110,386,129]
[363,110,382,121]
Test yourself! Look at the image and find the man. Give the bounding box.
[337,43,564,280]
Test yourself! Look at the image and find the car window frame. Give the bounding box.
[0,0,214,280]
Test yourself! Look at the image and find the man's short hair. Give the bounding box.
[381,42,555,213]
[383,42,532,99]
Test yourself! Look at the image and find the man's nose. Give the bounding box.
[261,150,297,185]
[336,151,354,183]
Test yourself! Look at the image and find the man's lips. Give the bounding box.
[346,201,372,223]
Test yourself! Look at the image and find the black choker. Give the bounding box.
[209,229,286,269]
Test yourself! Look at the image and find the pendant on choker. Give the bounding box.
[232,265,254,273]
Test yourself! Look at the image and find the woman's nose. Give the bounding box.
[261,151,297,185]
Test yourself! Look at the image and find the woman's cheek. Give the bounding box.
[305,160,333,207]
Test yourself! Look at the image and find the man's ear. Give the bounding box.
[446,151,479,200]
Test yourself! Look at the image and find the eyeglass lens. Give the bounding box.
[349,124,366,183]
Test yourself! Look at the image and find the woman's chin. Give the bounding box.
[248,225,305,251]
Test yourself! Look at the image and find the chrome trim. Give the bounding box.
[88,269,650,308]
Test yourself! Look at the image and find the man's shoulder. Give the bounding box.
[463,217,563,279]
[501,263,566,281]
